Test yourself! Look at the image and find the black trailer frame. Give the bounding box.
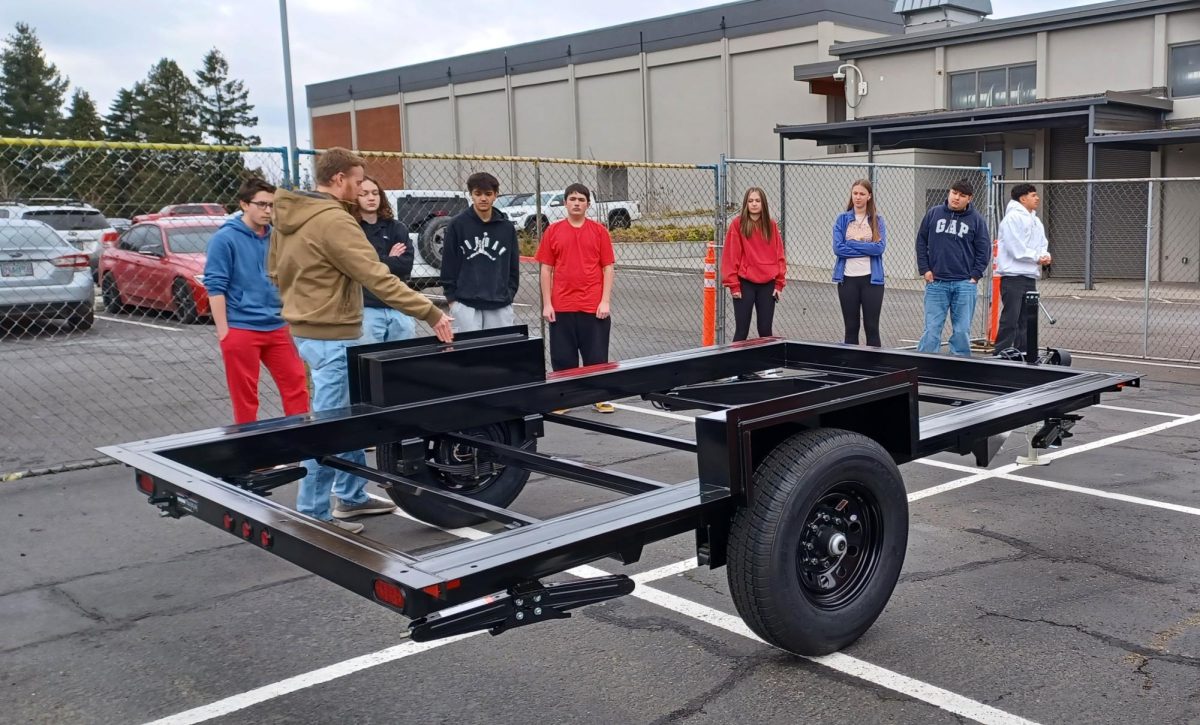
[101,326,1138,650]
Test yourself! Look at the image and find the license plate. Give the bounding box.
[71,241,87,250]
[0,260,33,277]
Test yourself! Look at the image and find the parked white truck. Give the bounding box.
[504,191,640,234]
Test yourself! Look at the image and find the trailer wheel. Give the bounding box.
[377,420,534,528]
[727,427,908,656]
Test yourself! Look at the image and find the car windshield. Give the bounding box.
[496,194,532,208]
[170,204,222,215]
[23,209,109,231]
[0,224,71,250]
[166,226,220,254]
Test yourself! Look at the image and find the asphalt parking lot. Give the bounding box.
[4,356,1200,725]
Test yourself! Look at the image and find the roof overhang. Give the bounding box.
[776,92,1172,147]
[1087,127,1200,150]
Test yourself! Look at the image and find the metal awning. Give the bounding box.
[776,92,1172,148]
[793,60,843,82]
[1087,127,1200,150]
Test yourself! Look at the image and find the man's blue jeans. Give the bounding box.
[293,333,374,520]
[362,306,415,342]
[917,279,978,357]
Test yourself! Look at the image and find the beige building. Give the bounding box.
[785,0,1200,284]
[304,0,903,172]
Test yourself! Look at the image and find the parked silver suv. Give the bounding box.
[0,199,115,280]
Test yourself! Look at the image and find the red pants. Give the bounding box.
[219,327,310,424]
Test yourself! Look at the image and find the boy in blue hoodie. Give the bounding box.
[915,179,991,357]
[204,178,309,424]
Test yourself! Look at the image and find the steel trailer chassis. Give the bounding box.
[102,326,1139,656]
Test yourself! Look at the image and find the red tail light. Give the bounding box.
[136,471,154,494]
[222,513,235,531]
[52,254,90,269]
[241,521,253,540]
[373,579,406,609]
[101,231,119,247]
[259,529,273,548]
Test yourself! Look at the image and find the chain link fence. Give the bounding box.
[8,136,1200,475]
[0,138,289,471]
[296,150,721,361]
[994,178,1200,362]
[721,159,992,349]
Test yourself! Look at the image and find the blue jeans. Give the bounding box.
[293,332,374,520]
[917,280,978,357]
[362,306,416,342]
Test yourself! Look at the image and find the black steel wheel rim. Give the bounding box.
[794,481,883,610]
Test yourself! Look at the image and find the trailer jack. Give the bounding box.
[408,574,635,642]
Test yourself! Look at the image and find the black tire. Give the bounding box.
[172,279,199,324]
[1048,348,1072,367]
[418,216,453,270]
[101,274,124,313]
[726,427,908,656]
[376,420,534,528]
[608,210,631,229]
[69,304,95,332]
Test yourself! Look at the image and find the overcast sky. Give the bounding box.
[0,0,1091,148]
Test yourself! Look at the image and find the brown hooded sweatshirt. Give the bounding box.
[268,189,441,340]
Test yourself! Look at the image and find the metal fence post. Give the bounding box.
[534,160,546,344]
[715,156,727,344]
[279,148,292,190]
[1143,180,1154,359]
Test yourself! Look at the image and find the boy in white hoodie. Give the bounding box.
[994,184,1051,357]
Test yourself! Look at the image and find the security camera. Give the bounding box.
[832,71,846,81]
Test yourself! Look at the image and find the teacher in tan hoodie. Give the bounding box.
[269,146,453,535]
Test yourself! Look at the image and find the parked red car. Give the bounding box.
[131,203,226,224]
[98,218,223,323]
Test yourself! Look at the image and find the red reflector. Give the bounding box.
[259,529,273,548]
[446,579,461,590]
[373,579,406,609]
[241,521,253,540]
[222,513,234,531]
[52,254,90,269]
[136,472,154,494]
[422,584,440,597]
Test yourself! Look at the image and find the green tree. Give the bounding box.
[61,88,104,140]
[195,48,259,146]
[139,58,202,144]
[0,22,68,137]
[105,83,147,141]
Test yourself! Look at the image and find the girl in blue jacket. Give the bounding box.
[832,179,887,347]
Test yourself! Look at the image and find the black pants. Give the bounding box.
[994,275,1037,355]
[837,275,885,347]
[732,278,776,341]
[549,312,612,371]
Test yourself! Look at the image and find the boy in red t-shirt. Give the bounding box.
[534,183,616,413]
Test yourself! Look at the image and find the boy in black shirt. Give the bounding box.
[440,172,520,332]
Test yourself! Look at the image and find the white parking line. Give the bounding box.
[96,315,183,332]
[609,401,693,422]
[1093,404,1187,418]
[995,471,1200,517]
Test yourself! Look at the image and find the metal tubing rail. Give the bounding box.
[445,433,669,496]
[320,455,540,529]
[543,414,698,452]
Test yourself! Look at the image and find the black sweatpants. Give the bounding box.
[549,312,612,371]
[994,275,1037,355]
[732,278,776,341]
[837,275,885,347]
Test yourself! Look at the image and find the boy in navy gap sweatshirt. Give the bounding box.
[439,171,520,332]
[203,178,309,423]
[915,179,991,357]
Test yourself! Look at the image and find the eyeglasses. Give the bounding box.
[247,201,273,210]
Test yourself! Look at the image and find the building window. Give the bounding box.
[1170,43,1200,98]
[949,64,1036,110]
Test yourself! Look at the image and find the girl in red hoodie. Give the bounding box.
[722,187,787,341]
